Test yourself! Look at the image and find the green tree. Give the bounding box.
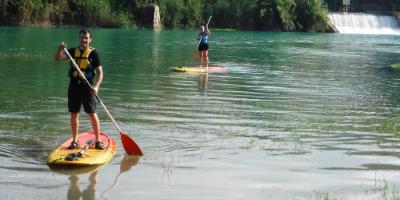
[254,0,279,30]
[276,0,297,31]
[160,0,183,28]
[296,0,330,31]
[180,0,202,28]
[0,0,332,31]
[0,0,45,25]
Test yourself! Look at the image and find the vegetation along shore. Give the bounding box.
[0,0,332,32]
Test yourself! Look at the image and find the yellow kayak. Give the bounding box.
[47,132,116,166]
[172,66,227,73]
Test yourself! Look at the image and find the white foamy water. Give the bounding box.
[328,12,400,35]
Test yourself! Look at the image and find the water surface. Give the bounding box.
[1,27,400,199]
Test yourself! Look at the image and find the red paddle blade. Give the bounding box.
[120,132,143,156]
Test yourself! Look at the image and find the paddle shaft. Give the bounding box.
[63,48,123,133]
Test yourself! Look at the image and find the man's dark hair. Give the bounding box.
[79,28,91,36]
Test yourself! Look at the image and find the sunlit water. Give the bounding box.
[1,27,400,199]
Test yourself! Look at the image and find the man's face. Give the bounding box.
[79,33,91,49]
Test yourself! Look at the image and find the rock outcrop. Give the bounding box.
[139,4,162,29]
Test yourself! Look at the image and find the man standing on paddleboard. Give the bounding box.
[54,29,104,150]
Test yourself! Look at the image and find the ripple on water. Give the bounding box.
[3,29,400,199]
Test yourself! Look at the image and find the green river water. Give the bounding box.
[1,27,400,199]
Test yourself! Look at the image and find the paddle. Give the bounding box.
[63,48,143,156]
[192,16,212,58]
[65,140,94,161]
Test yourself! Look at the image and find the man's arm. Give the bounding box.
[54,42,68,61]
[92,66,103,96]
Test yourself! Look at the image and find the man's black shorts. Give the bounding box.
[68,81,96,113]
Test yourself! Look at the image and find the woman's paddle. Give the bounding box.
[192,16,212,58]
[63,48,143,156]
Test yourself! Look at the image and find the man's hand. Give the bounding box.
[58,42,66,51]
[55,42,68,61]
[92,86,99,96]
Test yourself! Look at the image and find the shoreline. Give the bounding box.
[0,25,332,33]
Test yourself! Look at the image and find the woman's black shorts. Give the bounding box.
[198,43,209,51]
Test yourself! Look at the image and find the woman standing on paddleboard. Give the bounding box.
[197,23,210,68]
[54,29,104,150]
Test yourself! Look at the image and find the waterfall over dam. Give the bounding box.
[328,12,400,35]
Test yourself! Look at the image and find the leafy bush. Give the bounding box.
[276,0,297,31]
[0,0,332,32]
[296,0,330,32]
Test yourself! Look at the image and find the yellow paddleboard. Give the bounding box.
[47,132,116,166]
[172,66,227,73]
[391,63,400,69]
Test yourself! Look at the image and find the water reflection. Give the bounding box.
[48,165,101,200]
[101,155,140,199]
[67,171,98,200]
[118,154,140,173]
[197,73,208,94]
[152,30,161,67]
[49,155,140,200]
